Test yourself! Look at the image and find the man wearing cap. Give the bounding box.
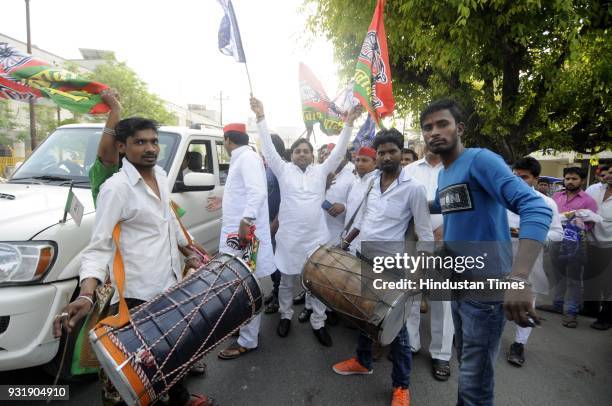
[217,123,275,359]
[341,146,378,255]
[324,146,356,246]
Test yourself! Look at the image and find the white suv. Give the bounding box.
[0,123,229,378]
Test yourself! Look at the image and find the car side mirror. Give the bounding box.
[175,172,216,192]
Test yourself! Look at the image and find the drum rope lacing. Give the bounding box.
[141,259,257,395]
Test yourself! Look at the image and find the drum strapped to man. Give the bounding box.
[302,245,418,346]
[89,252,262,406]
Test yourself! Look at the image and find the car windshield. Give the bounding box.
[10,127,179,187]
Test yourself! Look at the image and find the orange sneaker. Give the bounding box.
[391,387,410,406]
[332,357,373,375]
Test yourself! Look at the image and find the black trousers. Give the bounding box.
[584,244,612,323]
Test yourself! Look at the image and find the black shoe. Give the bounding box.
[507,342,525,367]
[313,327,333,347]
[264,300,279,314]
[264,292,275,305]
[590,321,612,331]
[277,319,291,337]
[298,308,313,323]
[293,290,306,305]
[326,310,339,326]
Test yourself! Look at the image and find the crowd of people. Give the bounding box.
[52,90,611,406]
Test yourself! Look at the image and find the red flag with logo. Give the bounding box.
[352,0,395,127]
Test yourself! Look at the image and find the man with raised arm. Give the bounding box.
[250,96,361,347]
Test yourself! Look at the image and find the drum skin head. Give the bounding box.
[378,293,412,346]
[89,328,151,406]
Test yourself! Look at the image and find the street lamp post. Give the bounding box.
[214,90,229,126]
[25,0,37,152]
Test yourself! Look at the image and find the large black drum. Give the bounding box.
[89,253,262,406]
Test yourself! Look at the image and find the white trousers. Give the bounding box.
[237,313,262,349]
[514,298,537,345]
[405,294,454,361]
[279,274,327,329]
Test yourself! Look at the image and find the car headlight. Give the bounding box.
[0,242,57,284]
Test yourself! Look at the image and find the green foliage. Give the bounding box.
[305,0,612,161]
[87,61,178,126]
[0,100,17,145]
[34,104,59,141]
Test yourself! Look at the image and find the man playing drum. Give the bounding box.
[88,89,210,377]
[53,117,214,406]
[250,96,362,347]
[215,123,275,360]
[335,128,434,406]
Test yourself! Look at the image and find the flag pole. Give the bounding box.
[244,62,254,96]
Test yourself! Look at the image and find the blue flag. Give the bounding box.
[218,0,246,63]
[354,114,376,148]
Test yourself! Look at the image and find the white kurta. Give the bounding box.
[507,190,564,293]
[325,162,356,245]
[344,169,378,253]
[258,119,353,275]
[218,145,274,278]
[404,158,444,230]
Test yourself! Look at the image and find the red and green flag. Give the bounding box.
[299,62,344,136]
[352,0,395,127]
[0,42,109,114]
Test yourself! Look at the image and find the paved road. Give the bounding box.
[2,284,611,406]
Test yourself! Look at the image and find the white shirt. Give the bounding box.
[258,119,353,275]
[404,157,443,230]
[507,190,564,293]
[80,159,184,304]
[219,145,274,278]
[585,182,605,196]
[507,190,564,242]
[325,162,356,245]
[587,184,612,245]
[357,169,434,251]
[344,169,378,253]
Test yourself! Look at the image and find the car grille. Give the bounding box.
[0,316,9,334]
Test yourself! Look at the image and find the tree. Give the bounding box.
[34,104,59,141]
[87,60,178,126]
[0,100,17,147]
[304,0,612,162]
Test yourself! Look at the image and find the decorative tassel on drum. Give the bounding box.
[88,224,263,406]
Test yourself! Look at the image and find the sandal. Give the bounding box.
[432,359,451,381]
[188,393,215,406]
[562,314,578,328]
[218,342,257,360]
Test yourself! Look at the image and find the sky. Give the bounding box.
[1,0,344,130]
